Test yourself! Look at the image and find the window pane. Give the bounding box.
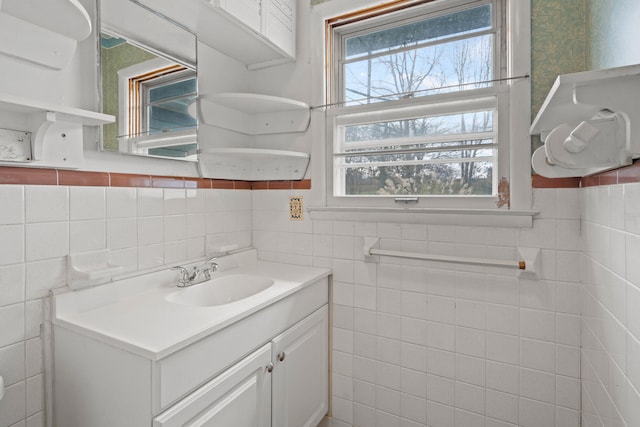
[345,4,492,59]
[340,160,494,196]
[344,34,493,104]
[343,111,494,143]
[149,77,196,103]
[148,95,197,134]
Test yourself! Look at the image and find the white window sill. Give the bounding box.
[308,206,537,228]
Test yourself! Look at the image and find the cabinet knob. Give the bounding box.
[266,363,274,373]
[277,352,286,362]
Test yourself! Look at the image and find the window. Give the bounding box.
[325,0,530,209]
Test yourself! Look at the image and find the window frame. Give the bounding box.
[322,0,530,210]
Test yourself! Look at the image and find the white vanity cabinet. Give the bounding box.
[154,305,328,427]
[53,258,330,427]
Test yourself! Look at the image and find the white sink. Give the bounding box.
[165,274,275,307]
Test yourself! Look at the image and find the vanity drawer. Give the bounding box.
[152,277,328,414]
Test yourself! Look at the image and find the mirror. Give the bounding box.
[99,0,198,161]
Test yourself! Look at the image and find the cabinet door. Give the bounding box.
[154,343,272,427]
[219,0,262,34]
[272,305,328,427]
[263,0,295,57]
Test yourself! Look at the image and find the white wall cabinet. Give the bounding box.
[137,0,296,69]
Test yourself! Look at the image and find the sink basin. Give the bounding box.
[165,274,275,307]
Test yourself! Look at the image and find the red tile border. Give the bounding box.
[531,175,580,189]
[0,166,58,185]
[616,162,640,184]
[292,179,312,190]
[109,173,152,188]
[184,178,212,189]
[0,167,313,191]
[233,181,252,190]
[151,175,185,188]
[211,179,235,189]
[59,170,109,187]
[580,176,600,188]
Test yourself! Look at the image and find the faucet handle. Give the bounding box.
[171,266,190,286]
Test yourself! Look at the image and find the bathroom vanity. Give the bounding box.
[53,250,330,426]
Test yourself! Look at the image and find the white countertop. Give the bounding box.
[53,251,330,360]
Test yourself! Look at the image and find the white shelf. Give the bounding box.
[0,0,92,70]
[198,148,309,181]
[0,93,115,126]
[0,93,115,168]
[199,93,310,135]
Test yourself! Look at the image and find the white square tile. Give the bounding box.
[608,184,625,230]
[0,225,24,266]
[25,186,68,223]
[456,327,485,358]
[163,189,186,215]
[0,342,25,385]
[378,264,403,290]
[427,374,454,406]
[0,381,26,427]
[401,291,427,320]
[106,218,137,250]
[486,332,519,365]
[519,367,555,404]
[186,237,205,260]
[26,411,44,427]
[138,217,164,246]
[377,288,401,314]
[400,392,427,424]
[555,406,580,427]
[0,303,25,347]
[426,321,455,351]
[185,189,206,214]
[401,317,427,346]
[106,187,137,218]
[25,299,42,339]
[333,373,354,401]
[164,215,186,243]
[376,337,401,365]
[455,354,485,386]
[556,344,580,378]
[520,338,555,373]
[69,220,105,253]
[520,308,555,342]
[426,400,454,427]
[333,235,355,260]
[138,244,164,270]
[400,342,426,373]
[26,374,43,417]
[375,360,400,389]
[333,351,354,378]
[376,312,400,339]
[486,389,518,424]
[164,240,187,265]
[333,327,354,354]
[625,182,640,234]
[312,234,333,258]
[0,185,24,225]
[557,188,581,219]
[25,222,68,262]
[426,295,455,324]
[486,361,519,395]
[109,248,137,273]
[25,258,66,300]
[0,264,24,307]
[456,299,486,329]
[556,219,582,251]
[353,356,376,383]
[400,367,427,399]
[333,281,354,307]
[521,397,557,427]
[137,188,163,217]
[556,375,580,410]
[25,337,42,378]
[486,303,519,335]
[69,187,105,220]
[556,313,580,346]
[426,348,454,378]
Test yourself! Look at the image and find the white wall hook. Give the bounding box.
[517,247,541,279]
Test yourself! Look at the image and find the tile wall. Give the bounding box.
[252,187,583,427]
[0,184,251,427]
[581,181,640,427]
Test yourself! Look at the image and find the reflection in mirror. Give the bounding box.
[99,0,198,161]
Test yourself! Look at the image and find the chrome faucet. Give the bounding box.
[171,257,219,287]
